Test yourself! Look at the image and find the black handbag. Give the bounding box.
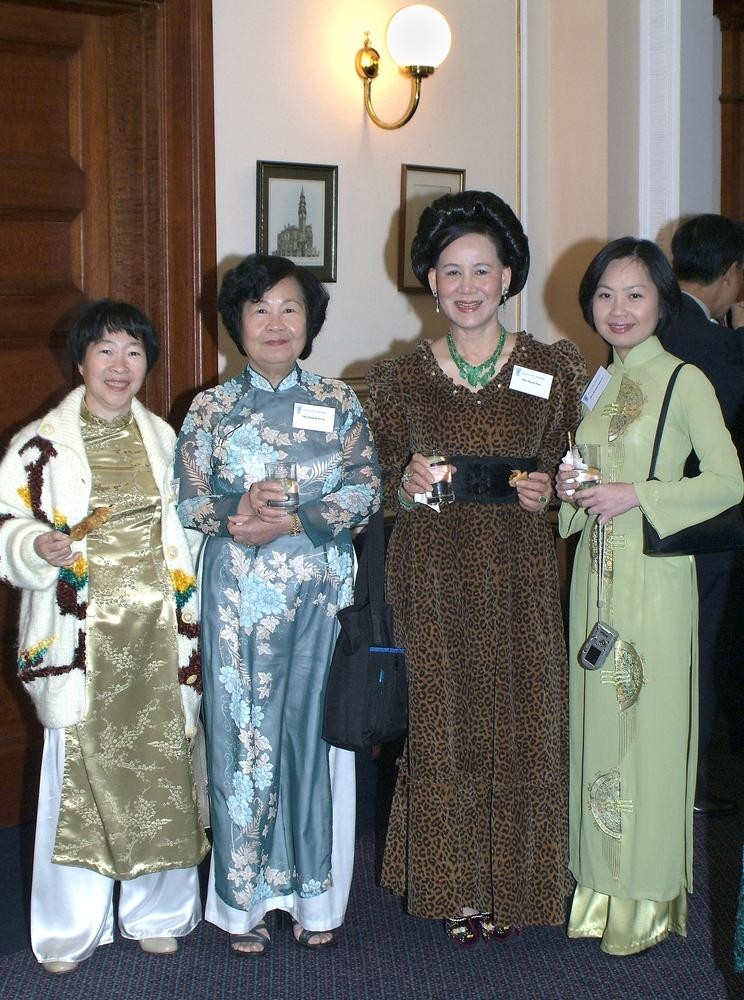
[322,507,408,751]
[642,363,744,556]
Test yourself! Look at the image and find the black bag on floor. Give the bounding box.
[322,507,407,751]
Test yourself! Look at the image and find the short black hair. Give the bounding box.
[578,237,681,336]
[410,190,530,296]
[217,254,329,359]
[672,214,744,285]
[67,299,160,371]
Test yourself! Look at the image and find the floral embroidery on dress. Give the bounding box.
[176,364,381,911]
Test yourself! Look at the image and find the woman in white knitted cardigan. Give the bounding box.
[0,301,208,974]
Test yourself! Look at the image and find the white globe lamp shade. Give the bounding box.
[386,5,451,70]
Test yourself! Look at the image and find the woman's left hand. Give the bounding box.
[516,471,553,512]
[572,482,639,525]
[227,513,290,546]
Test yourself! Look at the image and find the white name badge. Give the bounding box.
[292,402,335,432]
[581,366,612,410]
[509,365,553,399]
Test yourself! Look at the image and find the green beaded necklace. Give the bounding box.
[447,327,507,389]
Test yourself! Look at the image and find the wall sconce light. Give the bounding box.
[355,5,452,130]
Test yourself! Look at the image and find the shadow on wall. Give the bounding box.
[340,203,443,381]
[543,237,610,376]
[211,254,250,382]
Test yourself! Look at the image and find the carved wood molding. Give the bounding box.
[715,0,744,218]
[715,0,744,31]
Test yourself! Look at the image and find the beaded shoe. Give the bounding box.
[477,913,517,942]
[443,915,481,947]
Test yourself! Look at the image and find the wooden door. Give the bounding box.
[0,0,217,828]
[715,0,744,220]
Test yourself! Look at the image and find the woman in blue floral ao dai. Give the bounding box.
[175,254,381,955]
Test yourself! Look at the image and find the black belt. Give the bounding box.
[449,454,538,504]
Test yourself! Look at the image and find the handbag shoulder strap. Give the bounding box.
[353,505,386,610]
[647,363,686,479]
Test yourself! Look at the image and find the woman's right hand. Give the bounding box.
[33,530,77,567]
[400,453,456,499]
[555,461,579,503]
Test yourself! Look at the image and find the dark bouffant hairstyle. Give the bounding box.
[217,253,329,359]
[672,214,744,285]
[67,299,160,372]
[578,237,681,336]
[410,190,530,295]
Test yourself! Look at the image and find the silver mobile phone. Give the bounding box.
[579,620,618,671]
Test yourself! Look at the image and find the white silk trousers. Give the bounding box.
[31,728,202,965]
[205,745,356,934]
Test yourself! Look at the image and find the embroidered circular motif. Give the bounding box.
[589,769,622,840]
[613,639,644,711]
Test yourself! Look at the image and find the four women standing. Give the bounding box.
[3,220,739,971]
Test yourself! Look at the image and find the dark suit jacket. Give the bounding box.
[659,293,744,455]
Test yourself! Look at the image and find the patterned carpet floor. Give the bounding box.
[0,747,742,1000]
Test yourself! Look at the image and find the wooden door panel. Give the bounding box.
[0,5,93,829]
[0,0,216,828]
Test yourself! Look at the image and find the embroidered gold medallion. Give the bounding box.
[606,376,643,442]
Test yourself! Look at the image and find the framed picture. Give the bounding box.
[256,161,338,282]
[398,164,466,292]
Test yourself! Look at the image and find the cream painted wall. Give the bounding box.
[213,1,722,382]
[522,0,609,372]
[212,0,519,381]
[522,0,721,375]
[678,0,721,221]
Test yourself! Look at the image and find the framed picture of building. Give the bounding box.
[256,161,338,282]
[398,164,466,292]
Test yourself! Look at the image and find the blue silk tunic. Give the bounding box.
[175,364,380,911]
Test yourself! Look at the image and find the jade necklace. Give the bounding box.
[447,327,507,389]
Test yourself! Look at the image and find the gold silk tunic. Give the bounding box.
[53,407,208,879]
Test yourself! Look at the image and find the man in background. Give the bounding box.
[660,213,744,816]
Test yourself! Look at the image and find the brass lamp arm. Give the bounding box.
[362,73,424,130]
[355,36,433,130]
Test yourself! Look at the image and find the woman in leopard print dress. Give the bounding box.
[365,191,585,944]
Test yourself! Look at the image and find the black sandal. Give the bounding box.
[230,923,270,957]
[292,922,336,950]
[443,915,481,947]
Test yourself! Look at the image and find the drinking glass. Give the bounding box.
[424,450,454,504]
[575,444,602,489]
[264,461,300,512]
